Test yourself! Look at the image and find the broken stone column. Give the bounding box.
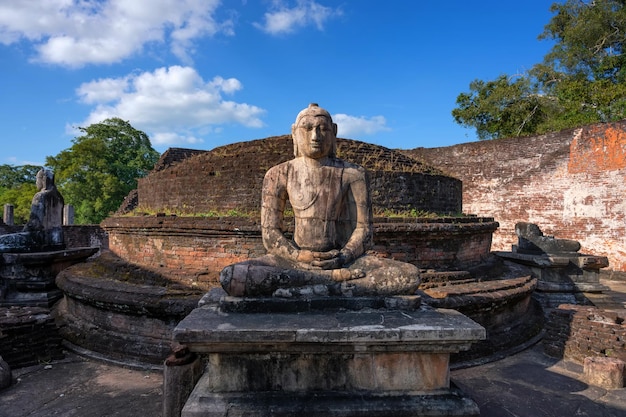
[63,205,74,225]
[162,346,204,417]
[3,204,13,226]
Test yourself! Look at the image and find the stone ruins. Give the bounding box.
[0,169,98,383]
[167,104,485,417]
[0,105,624,415]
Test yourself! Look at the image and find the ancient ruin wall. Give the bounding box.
[406,121,626,271]
[136,137,462,216]
[543,304,626,363]
[102,216,497,288]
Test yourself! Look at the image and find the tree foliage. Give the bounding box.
[453,0,626,139]
[46,118,159,224]
[0,165,40,224]
[0,165,41,189]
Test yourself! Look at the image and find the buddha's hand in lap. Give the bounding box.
[296,249,349,270]
[295,249,365,281]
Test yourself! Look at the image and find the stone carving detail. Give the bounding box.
[220,104,420,297]
[515,222,581,254]
[0,169,64,253]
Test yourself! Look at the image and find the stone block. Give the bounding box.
[163,347,204,417]
[583,356,625,389]
[173,302,485,417]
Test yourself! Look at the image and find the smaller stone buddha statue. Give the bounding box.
[0,168,65,253]
[220,103,420,298]
[515,222,581,255]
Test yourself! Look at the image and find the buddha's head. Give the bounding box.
[291,103,338,159]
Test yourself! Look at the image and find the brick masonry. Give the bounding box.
[136,136,462,216]
[543,304,626,363]
[101,216,498,289]
[406,121,626,272]
[0,306,64,368]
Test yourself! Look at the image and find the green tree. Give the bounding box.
[453,0,626,139]
[0,165,40,224]
[0,183,37,224]
[0,165,41,188]
[46,118,159,224]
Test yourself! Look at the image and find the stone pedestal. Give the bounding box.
[170,292,485,417]
[0,247,98,307]
[495,250,609,312]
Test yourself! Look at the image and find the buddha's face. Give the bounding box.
[293,115,336,159]
[35,170,46,191]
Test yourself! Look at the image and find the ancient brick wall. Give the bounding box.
[62,225,108,250]
[407,121,626,271]
[101,216,266,289]
[0,306,64,368]
[102,216,497,288]
[543,304,626,363]
[136,136,462,216]
[0,225,108,250]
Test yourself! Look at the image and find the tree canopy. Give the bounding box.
[46,118,160,224]
[452,0,626,139]
[0,165,40,224]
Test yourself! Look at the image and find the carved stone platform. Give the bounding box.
[495,250,610,311]
[0,247,99,307]
[168,291,485,417]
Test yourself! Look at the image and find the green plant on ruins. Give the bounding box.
[128,207,261,218]
[373,208,461,219]
[452,0,626,139]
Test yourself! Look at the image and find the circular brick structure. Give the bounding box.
[132,136,462,216]
[56,137,539,365]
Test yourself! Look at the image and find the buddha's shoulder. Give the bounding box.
[265,161,291,176]
[330,158,366,176]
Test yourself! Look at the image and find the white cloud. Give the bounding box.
[333,114,391,138]
[0,0,233,67]
[151,132,204,147]
[74,65,265,147]
[254,0,341,35]
[77,77,131,104]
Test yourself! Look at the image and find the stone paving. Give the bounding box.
[0,277,624,417]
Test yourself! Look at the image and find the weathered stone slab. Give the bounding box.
[495,250,610,314]
[174,303,484,417]
[182,387,481,417]
[583,356,625,389]
[174,304,485,353]
[0,247,98,307]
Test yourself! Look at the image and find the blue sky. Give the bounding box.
[0,0,556,166]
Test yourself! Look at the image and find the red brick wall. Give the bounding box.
[101,216,266,289]
[407,121,626,271]
[543,304,626,363]
[102,216,498,288]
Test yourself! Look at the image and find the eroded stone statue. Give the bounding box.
[220,103,420,297]
[515,222,581,254]
[0,169,64,253]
